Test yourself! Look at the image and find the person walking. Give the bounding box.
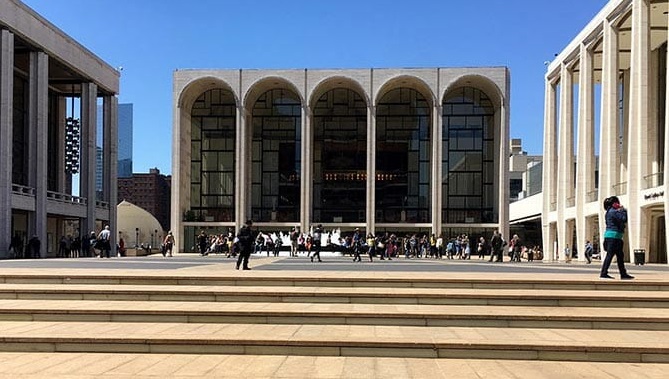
[236,220,255,270]
[600,196,634,280]
[163,231,174,257]
[97,225,112,258]
[310,224,323,262]
[584,240,593,264]
[197,230,208,256]
[489,230,503,262]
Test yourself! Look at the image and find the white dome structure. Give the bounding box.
[117,200,164,249]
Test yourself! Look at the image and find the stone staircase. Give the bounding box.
[0,270,667,377]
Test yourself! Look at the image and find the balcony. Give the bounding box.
[612,182,627,196]
[644,172,664,189]
[47,191,87,205]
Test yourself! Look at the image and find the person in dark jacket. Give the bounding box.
[600,196,634,280]
[236,220,255,270]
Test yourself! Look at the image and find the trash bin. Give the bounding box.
[633,249,645,265]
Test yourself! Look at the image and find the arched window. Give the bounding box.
[376,88,431,223]
[190,88,236,222]
[251,89,301,222]
[442,86,496,223]
[312,88,367,222]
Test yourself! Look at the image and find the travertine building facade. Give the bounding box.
[172,68,510,252]
[0,0,119,257]
[543,0,669,264]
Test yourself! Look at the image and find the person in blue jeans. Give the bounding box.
[600,196,634,280]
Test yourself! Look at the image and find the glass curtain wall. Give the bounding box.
[251,89,301,222]
[375,88,431,223]
[442,87,495,224]
[313,88,367,223]
[12,74,28,186]
[190,89,236,222]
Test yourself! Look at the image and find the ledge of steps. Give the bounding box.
[0,272,668,290]
[0,300,666,330]
[0,352,666,378]
[0,283,667,308]
[0,322,666,363]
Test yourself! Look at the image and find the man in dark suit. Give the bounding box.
[236,220,255,270]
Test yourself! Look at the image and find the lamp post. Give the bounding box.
[155,229,159,247]
[151,232,154,249]
[135,228,139,247]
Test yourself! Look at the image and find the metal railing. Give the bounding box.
[643,172,664,189]
[11,184,34,196]
[566,196,575,208]
[612,182,627,196]
[47,191,87,205]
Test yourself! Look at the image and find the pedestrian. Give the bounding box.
[88,231,97,257]
[163,231,174,257]
[310,224,323,262]
[236,219,255,270]
[489,230,503,262]
[8,233,23,259]
[27,235,40,259]
[289,227,299,257]
[600,196,634,280]
[97,225,112,258]
[584,240,593,264]
[197,230,208,256]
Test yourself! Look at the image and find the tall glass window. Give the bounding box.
[313,88,367,222]
[442,87,496,223]
[251,89,301,222]
[190,89,236,222]
[376,88,431,223]
[12,74,28,186]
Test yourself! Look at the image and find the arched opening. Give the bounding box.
[376,88,431,223]
[442,86,496,224]
[189,88,236,223]
[250,88,301,222]
[312,87,367,223]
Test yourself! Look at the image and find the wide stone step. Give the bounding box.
[0,321,666,363]
[1,283,667,308]
[0,352,666,378]
[0,299,666,330]
[1,272,667,291]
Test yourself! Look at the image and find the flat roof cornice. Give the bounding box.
[0,0,119,94]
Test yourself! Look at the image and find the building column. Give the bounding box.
[299,105,312,233]
[576,42,595,262]
[234,105,243,229]
[0,29,14,258]
[366,105,376,235]
[542,77,557,261]
[81,82,98,235]
[498,95,510,243]
[664,5,669,266]
[431,104,442,235]
[627,0,651,259]
[28,51,48,258]
[599,19,620,255]
[557,63,574,261]
[103,95,118,254]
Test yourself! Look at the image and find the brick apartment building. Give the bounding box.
[118,168,171,231]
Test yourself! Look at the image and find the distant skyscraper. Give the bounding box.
[97,103,133,193]
[117,104,133,178]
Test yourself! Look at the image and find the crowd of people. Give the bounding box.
[189,224,551,265]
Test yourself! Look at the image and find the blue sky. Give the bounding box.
[23,0,609,175]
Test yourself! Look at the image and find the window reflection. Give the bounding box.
[376,88,431,223]
[190,89,236,222]
[251,89,301,222]
[313,88,367,222]
[442,87,495,223]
